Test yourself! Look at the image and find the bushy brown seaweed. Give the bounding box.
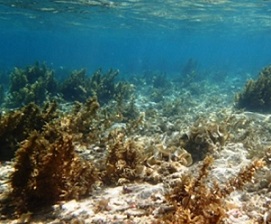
[102,129,145,185]
[162,156,265,224]
[0,84,4,105]
[9,128,97,215]
[59,97,101,144]
[59,68,134,104]
[90,68,134,105]
[6,62,57,107]
[5,63,134,108]
[236,65,271,112]
[0,101,58,160]
[59,68,91,102]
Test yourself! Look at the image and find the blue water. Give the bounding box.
[0,1,271,77]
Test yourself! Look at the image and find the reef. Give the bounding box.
[236,65,271,112]
[0,62,270,223]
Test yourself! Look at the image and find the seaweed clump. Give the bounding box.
[162,156,265,223]
[59,69,91,102]
[236,66,271,112]
[0,101,58,161]
[6,62,57,107]
[90,68,134,105]
[102,130,145,185]
[59,68,134,105]
[4,63,135,109]
[59,97,101,144]
[6,128,97,215]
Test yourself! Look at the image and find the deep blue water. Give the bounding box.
[0,1,271,77]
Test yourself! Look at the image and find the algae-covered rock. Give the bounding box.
[236,66,271,112]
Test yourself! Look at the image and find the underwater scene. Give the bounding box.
[1,0,271,223]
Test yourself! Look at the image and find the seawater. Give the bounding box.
[0,0,271,78]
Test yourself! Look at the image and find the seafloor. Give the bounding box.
[0,65,271,224]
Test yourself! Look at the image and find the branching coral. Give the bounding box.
[162,156,265,224]
[236,65,271,112]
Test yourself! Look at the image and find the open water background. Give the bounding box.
[0,0,271,78]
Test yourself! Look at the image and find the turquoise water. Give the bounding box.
[0,0,271,76]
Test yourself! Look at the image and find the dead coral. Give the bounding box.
[236,65,271,112]
[8,128,97,215]
[162,156,265,224]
